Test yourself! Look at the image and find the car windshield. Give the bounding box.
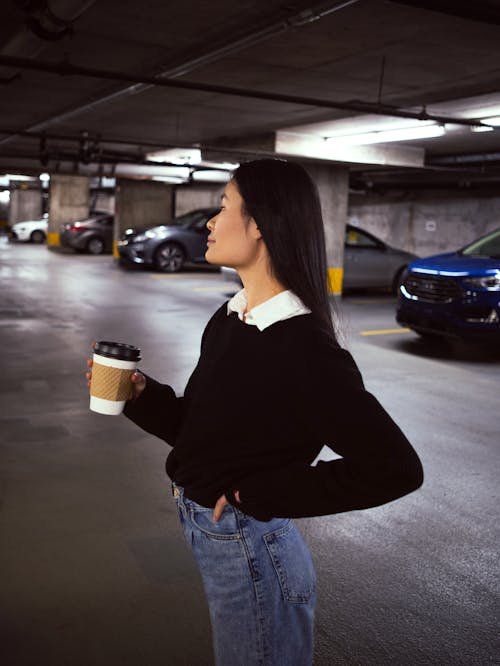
[461,228,500,258]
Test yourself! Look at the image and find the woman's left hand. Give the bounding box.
[212,494,229,522]
[212,490,241,522]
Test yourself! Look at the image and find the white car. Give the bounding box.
[9,214,48,243]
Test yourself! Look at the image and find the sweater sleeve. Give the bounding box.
[123,374,184,445]
[122,305,226,445]
[227,342,423,520]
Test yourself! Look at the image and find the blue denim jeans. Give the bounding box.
[173,485,316,666]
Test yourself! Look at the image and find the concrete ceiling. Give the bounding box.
[2,0,500,190]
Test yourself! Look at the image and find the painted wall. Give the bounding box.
[348,189,500,257]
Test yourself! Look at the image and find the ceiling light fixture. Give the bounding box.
[147,148,202,165]
[471,125,494,133]
[325,122,445,146]
[479,115,500,126]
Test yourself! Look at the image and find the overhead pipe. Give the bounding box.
[0,0,359,143]
[0,54,494,131]
[428,152,500,165]
[0,1,97,81]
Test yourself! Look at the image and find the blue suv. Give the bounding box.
[397,227,500,342]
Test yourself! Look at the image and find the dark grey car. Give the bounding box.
[117,207,219,272]
[60,213,114,254]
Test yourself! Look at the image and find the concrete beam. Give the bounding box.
[276,132,425,168]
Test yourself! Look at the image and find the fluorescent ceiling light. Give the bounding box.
[5,174,37,181]
[325,122,445,146]
[200,160,240,171]
[39,173,50,182]
[471,125,494,133]
[152,176,188,184]
[479,115,500,126]
[115,164,190,179]
[147,148,202,165]
[192,170,231,183]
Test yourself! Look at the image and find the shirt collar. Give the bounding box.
[227,288,310,331]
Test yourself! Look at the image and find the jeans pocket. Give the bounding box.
[189,505,241,540]
[264,521,316,604]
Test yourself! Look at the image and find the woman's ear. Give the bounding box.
[249,218,262,240]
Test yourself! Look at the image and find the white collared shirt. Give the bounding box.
[227,288,311,331]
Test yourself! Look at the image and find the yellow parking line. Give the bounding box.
[360,328,411,336]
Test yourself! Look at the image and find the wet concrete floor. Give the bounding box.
[1,240,499,665]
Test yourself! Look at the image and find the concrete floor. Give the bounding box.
[1,238,499,666]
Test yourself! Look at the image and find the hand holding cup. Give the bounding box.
[87,341,145,415]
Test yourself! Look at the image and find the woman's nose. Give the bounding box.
[206,216,216,231]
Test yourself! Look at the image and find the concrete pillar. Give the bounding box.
[306,163,349,296]
[115,179,174,257]
[48,175,89,247]
[175,184,224,217]
[8,186,42,225]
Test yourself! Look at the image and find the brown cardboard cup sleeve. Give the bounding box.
[91,362,133,401]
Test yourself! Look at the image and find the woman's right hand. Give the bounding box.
[86,344,147,401]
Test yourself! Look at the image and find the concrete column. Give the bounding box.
[306,163,349,296]
[174,184,224,216]
[48,175,89,247]
[115,179,174,257]
[8,187,42,225]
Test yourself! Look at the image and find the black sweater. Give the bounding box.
[124,304,423,520]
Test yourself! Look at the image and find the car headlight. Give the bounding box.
[131,230,157,243]
[463,275,500,291]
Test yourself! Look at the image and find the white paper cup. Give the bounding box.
[89,341,141,415]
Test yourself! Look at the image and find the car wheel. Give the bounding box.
[86,237,105,255]
[154,243,185,272]
[30,230,46,243]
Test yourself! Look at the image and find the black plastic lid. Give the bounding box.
[94,340,141,362]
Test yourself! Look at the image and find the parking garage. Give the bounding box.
[1,2,499,665]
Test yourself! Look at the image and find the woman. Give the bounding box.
[87,159,423,666]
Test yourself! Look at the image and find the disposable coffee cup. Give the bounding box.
[90,341,141,415]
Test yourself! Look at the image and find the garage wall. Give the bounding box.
[348,190,500,257]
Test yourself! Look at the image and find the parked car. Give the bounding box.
[397,226,500,342]
[117,207,220,272]
[9,214,48,243]
[60,212,114,254]
[222,224,416,292]
[343,225,416,290]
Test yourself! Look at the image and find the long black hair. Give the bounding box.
[232,158,338,341]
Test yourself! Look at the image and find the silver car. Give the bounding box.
[223,224,416,292]
[343,225,416,291]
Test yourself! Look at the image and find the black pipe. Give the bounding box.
[0,54,493,130]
